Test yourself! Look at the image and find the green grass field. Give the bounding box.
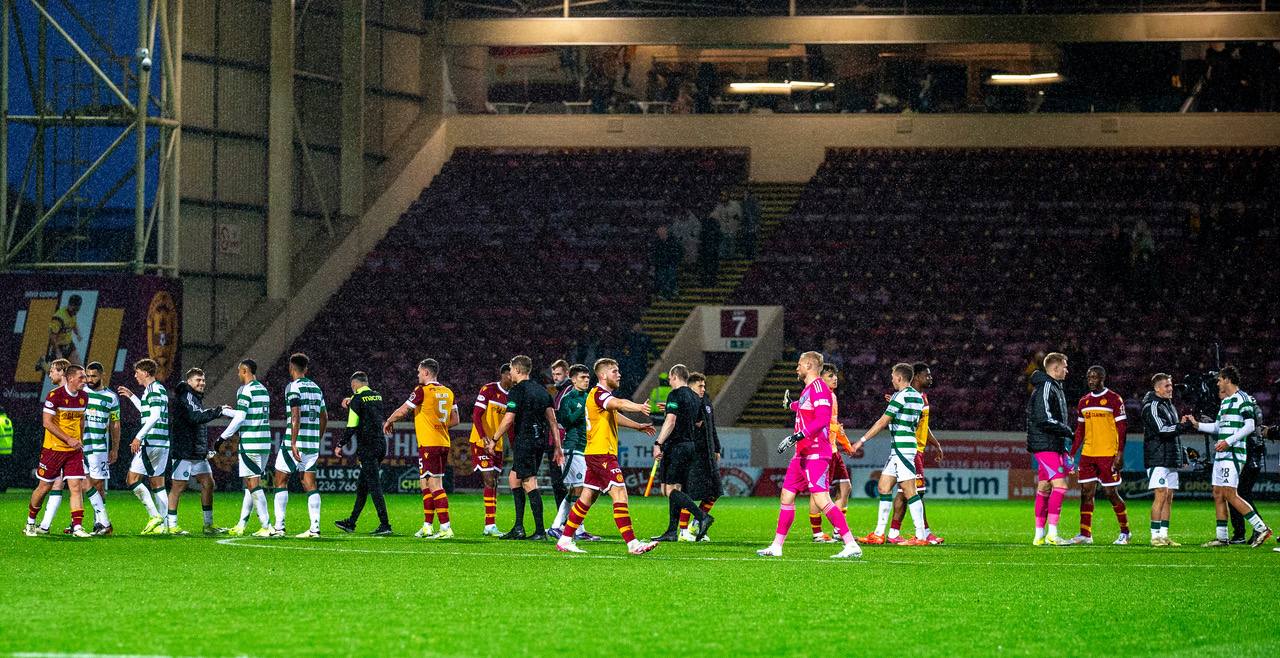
[2,491,1278,657]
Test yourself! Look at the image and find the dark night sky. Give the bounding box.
[7,1,163,227]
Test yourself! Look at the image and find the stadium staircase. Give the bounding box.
[640,182,806,368]
[735,360,799,427]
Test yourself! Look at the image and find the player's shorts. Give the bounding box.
[129,446,170,477]
[659,442,696,487]
[827,453,851,485]
[1033,451,1068,482]
[898,452,927,492]
[512,439,545,480]
[1078,454,1121,486]
[563,452,587,487]
[782,454,830,494]
[470,444,504,473]
[238,451,268,478]
[1211,459,1240,488]
[274,449,319,474]
[171,459,212,481]
[36,447,86,482]
[84,451,110,481]
[1147,467,1179,490]
[417,445,449,478]
[882,448,918,482]
[583,453,626,492]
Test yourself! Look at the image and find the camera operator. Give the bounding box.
[1142,373,1193,546]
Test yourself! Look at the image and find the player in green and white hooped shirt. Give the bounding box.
[221,359,274,537]
[272,353,328,538]
[81,362,120,534]
[1186,366,1272,547]
[118,358,171,535]
[852,363,930,544]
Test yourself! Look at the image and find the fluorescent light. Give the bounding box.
[989,72,1061,85]
[727,80,834,94]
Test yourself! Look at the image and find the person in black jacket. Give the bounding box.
[166,367,230,534]
[1142,373,1192,546]
[650,365,714,542]
[683,371,723,541]
[1026,352,1074,546]
[334,372,392,535]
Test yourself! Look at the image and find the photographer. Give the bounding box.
[1142,373,1193,546]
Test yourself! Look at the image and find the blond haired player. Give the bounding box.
[385,359,459,539]
[556,358,658,555]
[26,364,91,537]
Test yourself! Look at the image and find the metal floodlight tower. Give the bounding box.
[0,0,182,275]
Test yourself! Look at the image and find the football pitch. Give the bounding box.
[2,492,1278,657]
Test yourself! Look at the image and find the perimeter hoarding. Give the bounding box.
[1,273,181,488]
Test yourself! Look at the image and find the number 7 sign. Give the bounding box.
[720,309,758,339]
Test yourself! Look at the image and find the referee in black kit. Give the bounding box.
[494,355,562,541]
[334,371,392,535]
[651,364,714,542]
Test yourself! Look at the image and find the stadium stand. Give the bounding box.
[265,147,748,407]
[730,147,1279,430]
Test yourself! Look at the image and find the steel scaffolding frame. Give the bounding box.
[0,0,182,275]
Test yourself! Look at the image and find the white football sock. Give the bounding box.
[307,491,321,531]
[153,488,168,518]
[203,508,214,526]
[132,482,159,517]
[908,496,928,540]
[274,490,289,529]
[40,490,63,529]
[252,488,271,528]
[238,488,253,525]
[1047,523,1058,538]
[874,498,892,535]
[88,488,109,525]
[1034,527,1046,541]
[552,498,571,530]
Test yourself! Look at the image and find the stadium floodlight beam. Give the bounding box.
[988,72,1061,85]
[0,0,183,276]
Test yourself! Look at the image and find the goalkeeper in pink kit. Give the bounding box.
[757,352,862,559]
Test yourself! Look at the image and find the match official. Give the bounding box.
[683,372,722,540]
[651,365,713,542]
[334,372,392,535]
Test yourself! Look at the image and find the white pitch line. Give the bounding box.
[11,653,254,658]
[215,538,1274,568]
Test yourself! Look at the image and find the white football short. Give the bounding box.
[882,449,918,482]
[1146,467,1180,491]
[238,451,268,478]
[563,452,587,487]
[275,449,319,474]
[171,459,212,481]
[1210,460,1239,488]
[129,446,170,477]
[84,451,110,481]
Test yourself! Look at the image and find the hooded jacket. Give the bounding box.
[168,381,224,461]
[1141,390,1188,469]
[1026,370,1074,454]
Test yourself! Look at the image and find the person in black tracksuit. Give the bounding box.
[1141,374,1192,546]
[334,372,391,534]
[167,368,227,531]
[685,372,724,537]
[651,365,713,542]
[1026,356,1075,544]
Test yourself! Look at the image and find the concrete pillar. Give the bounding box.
[340,0,364,219]
[267,0,294,299]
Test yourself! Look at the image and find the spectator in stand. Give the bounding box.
[741,189,761,259]
[1130,220,1159,300]
[672,207,701,266]
[711,191,743,259]
[821,337,846,373]
[618,323,656,400]
[651,225,682,301]
[671,85,694,114]
[1102,220,1129,289]
[699,209,722,286]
